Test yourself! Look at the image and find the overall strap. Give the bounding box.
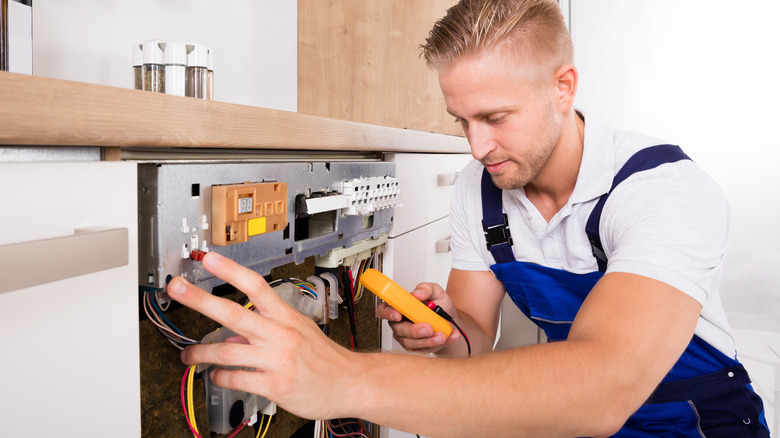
[585,144,692,272]
[480,168,515,263]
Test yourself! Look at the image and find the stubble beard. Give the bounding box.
[484,111,561,191]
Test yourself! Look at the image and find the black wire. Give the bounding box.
[429,303,471,357]
[340,267,358,350]
[449,318,471,357]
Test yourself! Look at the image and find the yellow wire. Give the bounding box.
[187,364,198,435]
[254,415,264,438]
[259,414,273,438]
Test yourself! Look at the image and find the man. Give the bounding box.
[170,0,770,436]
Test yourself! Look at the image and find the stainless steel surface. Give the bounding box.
[138,160,396,292]
[0,227,129,294]
[0,146,101,162]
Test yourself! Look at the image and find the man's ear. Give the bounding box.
[554,64,578,112]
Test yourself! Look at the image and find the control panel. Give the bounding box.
[137,160,397,294]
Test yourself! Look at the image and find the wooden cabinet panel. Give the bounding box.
[299,0,463,137]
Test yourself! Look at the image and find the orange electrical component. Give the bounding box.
[211,182,288,246]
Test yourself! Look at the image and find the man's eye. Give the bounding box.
[487,115,505,123]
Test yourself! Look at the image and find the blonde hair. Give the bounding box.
[421,0,573,78]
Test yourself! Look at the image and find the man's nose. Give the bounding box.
[467,123,496,161]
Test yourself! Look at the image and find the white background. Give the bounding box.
[572,0,780,315]
[31,0,298,111]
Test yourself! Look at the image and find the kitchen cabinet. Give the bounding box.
[298,0,462,136]
[0,161,140,436]
[381,153,466,438]
[0,71,469,436]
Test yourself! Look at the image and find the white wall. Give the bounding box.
[31,0,297,111]
[572,0,780,315]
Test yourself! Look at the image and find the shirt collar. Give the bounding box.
[569,112,615,205]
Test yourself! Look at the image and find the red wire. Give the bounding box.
[181,366,250,438]
[226,420,248,438]
[181,367,203,438]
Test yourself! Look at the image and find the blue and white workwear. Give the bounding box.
[450,117,770,437]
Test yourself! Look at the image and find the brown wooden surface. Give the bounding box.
[0,71,468,153]
[298,0,462,136]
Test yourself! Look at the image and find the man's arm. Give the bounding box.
[172,253,701,438]
[355,271,701,437]
[376,268,506,356]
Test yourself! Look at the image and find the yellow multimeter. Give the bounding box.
[359,268,453,338]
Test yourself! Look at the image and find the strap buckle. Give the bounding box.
[482,213,513,250]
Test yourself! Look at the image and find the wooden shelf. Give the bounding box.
[0,71,469,153]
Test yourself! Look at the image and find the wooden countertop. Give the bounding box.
[0,71,469,153]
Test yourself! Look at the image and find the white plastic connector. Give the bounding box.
[190,234,199,255]
[337,176,400,216]
[307,275,327,322]
[320,272,339,320]
[314,234,387,268]
[261,401,277,416]
[304,193,350,215]
[272,281,323,323]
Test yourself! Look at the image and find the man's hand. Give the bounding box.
[168,252,357,421]
[374,281,463,354]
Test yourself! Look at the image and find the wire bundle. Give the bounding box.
[181,365,272,438]
[142,288,199,350]
[348,252,382,303]
[325,418,374,438]
[268,278,319,298]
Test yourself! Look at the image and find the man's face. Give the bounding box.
[439,46,563,191]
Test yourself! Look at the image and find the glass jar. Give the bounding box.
[142,39,165,93]
[186,43,208,99]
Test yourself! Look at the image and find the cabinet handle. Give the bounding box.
[435,237,452,254]
[0,227,129,294]
[437,172,460,186]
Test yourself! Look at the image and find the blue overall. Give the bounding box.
[481,144,770,437]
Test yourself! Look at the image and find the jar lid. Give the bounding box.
[132,43,143,67]
[142,39,165,65]
[164,41,187,66]
[186,43,209,68]
[207,47,214,71]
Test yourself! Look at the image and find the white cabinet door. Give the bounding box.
[385,153,473,238]
[381,153,471,438]
[0,162,140,436]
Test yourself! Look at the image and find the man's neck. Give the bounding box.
[525,111,585,222]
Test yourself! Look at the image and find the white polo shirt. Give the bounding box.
[450,118,736,357]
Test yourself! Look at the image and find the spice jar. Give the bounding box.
[142,39,165,93]
[206,47,214,100]
[132,43,143,90]
[1,0,33,74]
[163,41,186,96]
[186,43,208,99]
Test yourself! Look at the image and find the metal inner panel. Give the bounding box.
[138,160,395,293]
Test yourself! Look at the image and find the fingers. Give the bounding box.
[181,340,270,370]
[209,368,271,401]
[167,274,267,343]
[375,301,403,322]
[410,282,437,302]
[201,252,288,318]
[387,320,460,353]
